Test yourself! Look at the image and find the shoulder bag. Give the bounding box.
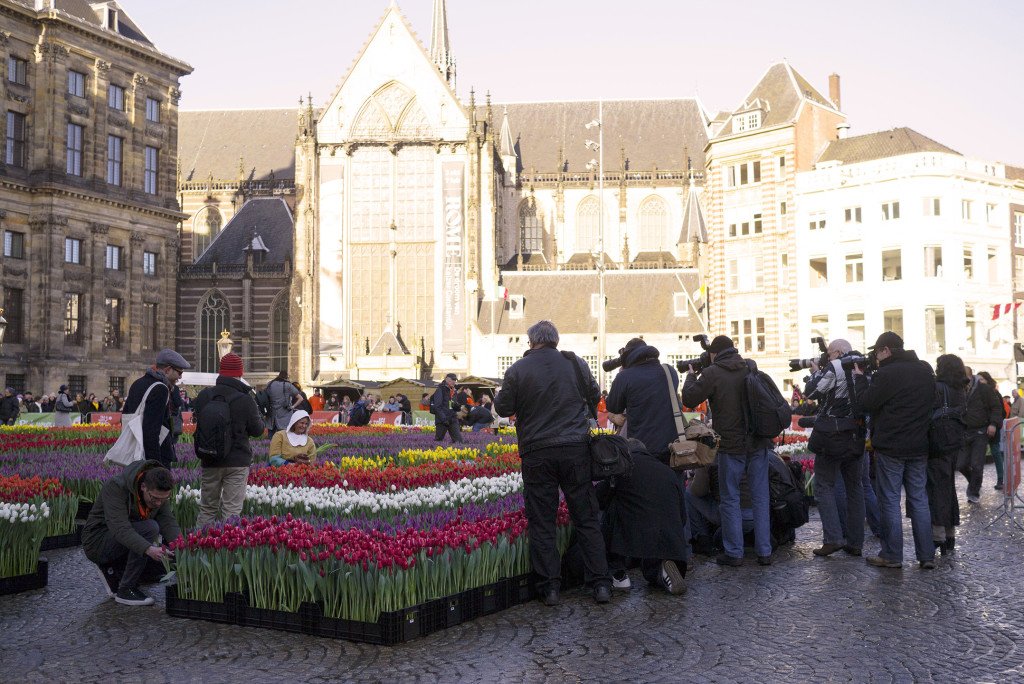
[664,364,719,471]
[561,351,631,480]
[104,382,170,466]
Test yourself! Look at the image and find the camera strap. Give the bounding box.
[663,364,688,439]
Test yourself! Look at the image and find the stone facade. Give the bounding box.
[0,0,190,396]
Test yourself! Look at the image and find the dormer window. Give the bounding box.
[90,2,119,31]
[732,110,762,134]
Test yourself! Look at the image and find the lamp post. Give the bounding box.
[585,100,605,385]
[0,308,7,354]
[216,329,234,359]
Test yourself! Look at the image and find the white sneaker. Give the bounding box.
[612,572,631,590]
[659,560,686,596]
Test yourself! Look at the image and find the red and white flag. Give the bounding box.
[991,303,1021,320]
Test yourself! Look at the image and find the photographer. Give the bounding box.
[957,367,1003,503]
[682,335,774,567]
[803,339,868,558]
[605,338,679,464]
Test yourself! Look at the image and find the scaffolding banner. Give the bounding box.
[441,161,466,353]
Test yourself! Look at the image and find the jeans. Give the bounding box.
[835,451,881,537]
[684,489,753,538]
[957,429,990,498]
[521,444,610,591]
[875,453,934,563]
[93,518,159,591]
[814,442,865,548]
[990,429,1005,486]
[434,420,462,443]
[197,466,249,527]
[718,448,772,558]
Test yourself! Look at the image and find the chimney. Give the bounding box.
[836,122,851,140]
[828,73,841,111]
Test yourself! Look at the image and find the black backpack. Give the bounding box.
[769,459,809,546]
[348,402,371,427]
[194,388,245,462]
[253,388,272,421]
[929,383,966,454]
[744,360,792,439]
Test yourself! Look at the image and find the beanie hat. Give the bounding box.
[708,335,734,354]
[219,353,244,378]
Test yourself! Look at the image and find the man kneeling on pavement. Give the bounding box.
[83,460,181,606]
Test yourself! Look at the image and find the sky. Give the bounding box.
[129,0,1023,166]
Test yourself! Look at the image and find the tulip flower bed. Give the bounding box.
[0,475,79,545]
[0,486,51,594]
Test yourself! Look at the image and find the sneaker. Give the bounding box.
[919,560,937,570]
[967,494,980,504]
[865,556,902,569]
[94,563,120,599]
[593,584,612,604]
[842,546,862,557]
[659,560,686,596]
[715,553,743,567]
[812,543,845,557]
[542,587,560,607]
[611,571,631,590]
[114,586,155,606]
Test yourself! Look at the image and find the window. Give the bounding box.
[778,155,786,172]
[106,135,123,185]
[732,111,761,133]
[924,245,943,277]
[103,297,121,349]
[727,255,763,291]
[192,206,223,259]
[2,287,24,344]
[808,212,826,231]
[576,196,599,254]
[726,160,761,188]
[7,57,27,85]
[67,70,85,97]
[809,257,828,288]
[141,303,157,351]
[5,111,26,168]
[883,309,904,339]
[271,296,288,375]
[64,293,82,345]
[66,123,83,176]
[673,292,690,317]
[637,196,669,251]
[881,201,900,221]
[961,199,973,221]
[810,314,829,339]
[105,245,122,270]
[518,202,542,254]
[963,246,973,279]
[497,356,516,376]
[505,294,524,319]
[925,306,945,355]
[847,313,865,352]
[143,251,157,276]
[108,376,125,396]
[1016,212,1024,248]
[924,198,941,217]
[727,258,738,291]
[844,207,862,223]
[729,318,765,353]
[3,231,24,259]
[107,84,125,111]
[965,307,976,351]
[68,375,87,396]
[845,253,864,283]
[144,146,159,194]
[5,374,25,394]
[64,237,81,264]
[590,293,603,317]
[198,291,230,373]
[882,249,902,281]
[780,201,787,215]
[987,203,997,224]
[728,214,763,238]
[145,97,160,123]
[988,247,998,283]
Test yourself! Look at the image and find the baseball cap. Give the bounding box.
[708,335,734,354]
[868,331,904,351]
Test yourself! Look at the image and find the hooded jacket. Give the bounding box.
[193,375,265,468]
[860,348,935,458]
[682,347,773,454]
[82,459,182,561]
[123,369,174,466]
[962,376,1003,431]
[605,344,680,461]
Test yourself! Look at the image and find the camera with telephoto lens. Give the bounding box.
[789,336,828,372]
[676,334,712,374]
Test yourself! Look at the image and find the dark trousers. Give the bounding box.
[927,450,960,531]
[957,429,989,498]
[811,430,865,549]
[434,420,462,443]
[93,519,160,591]
[521,444,610,591]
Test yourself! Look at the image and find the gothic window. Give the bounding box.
[351,81,433,139]
[576,196,600,254]
[193,206,222,260]
[350,147,391,243]
[395,146,434,242]
[271,293,288,376]
[197,290,230,373]
[637,196,669,253]
[519,202,542,254]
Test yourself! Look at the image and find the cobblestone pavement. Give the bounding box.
[2,465,1024,683]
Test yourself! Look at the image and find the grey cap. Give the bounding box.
[155,348,191,370]
[445,373,458,381]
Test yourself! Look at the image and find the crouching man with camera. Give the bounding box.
[803,339,869,558]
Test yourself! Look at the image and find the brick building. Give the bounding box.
[0,0,190,397]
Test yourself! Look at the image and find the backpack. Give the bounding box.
[253,388,272,421]
[929,383,966,454]
[744,360,792,439]
[348,401,371,427]
[194,388,245,462]
[769,459,809,546]
[560,351,633,481]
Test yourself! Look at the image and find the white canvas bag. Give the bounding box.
[103,381,170,466]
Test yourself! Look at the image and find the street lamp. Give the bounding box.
[216,329,234,359]
[584,102,606,385]
[0,308,7,353]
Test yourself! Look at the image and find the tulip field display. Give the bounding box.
[0,476,54,593]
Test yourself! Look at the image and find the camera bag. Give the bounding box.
[562,351,632,480]
[663,364,719,471]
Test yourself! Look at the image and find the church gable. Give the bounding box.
[351,81,434,139]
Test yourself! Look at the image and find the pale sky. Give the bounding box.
[129,0,1023,166]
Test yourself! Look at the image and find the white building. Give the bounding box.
[795,127,1020,387]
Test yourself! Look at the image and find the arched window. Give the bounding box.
[576,196,600,254]
[197,290,230,373]
[192,206,222,261]
[519,201,543,254]
[271,293,289,376]
[637,196,669,252]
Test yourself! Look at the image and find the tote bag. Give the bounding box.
[103,382,170,466]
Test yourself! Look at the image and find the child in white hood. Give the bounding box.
[268,410,317,466]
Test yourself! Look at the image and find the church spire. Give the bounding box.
[430,0,456,89]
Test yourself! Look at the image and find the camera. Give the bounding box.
[841,354,872,371]
[789,336,828,373]
[676,334,712,374]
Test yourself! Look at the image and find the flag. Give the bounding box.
[503,287,509,301]
[991,303,1021,320]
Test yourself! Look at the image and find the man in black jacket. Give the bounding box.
[430,374,462,443]
[957,366,1003,503]
[605,338,679,463]
[682,335,774,567]
[193,352,264,527]
[858,331,936,569]
[0,387,20,425]
[122,349,190,467]
[494,320,612,606]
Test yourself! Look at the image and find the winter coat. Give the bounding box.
[122,371,175,467]
[595,444,689,563]
[929,377,968,457]
[962,376,1003,431]
[266,379,300,431]
[430,384,459,426]
[493,346,599,455]
[605,345,680,462]
[860,348,935,459]
[681,347,773,454]
[193,376,265,468]
[0,395,20,424]
[53,391,76,426]
[82,459,182,561]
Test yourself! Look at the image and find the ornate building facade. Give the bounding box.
[0,0,190,396]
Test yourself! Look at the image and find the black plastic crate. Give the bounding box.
[76,501,93,521]
[318,606,421,645]
[40,523,84,551]
[506,574,535,605]
[165,584,236,624]
[0,559,48,596]
[461,581,510,619]
[421,595,465,635]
